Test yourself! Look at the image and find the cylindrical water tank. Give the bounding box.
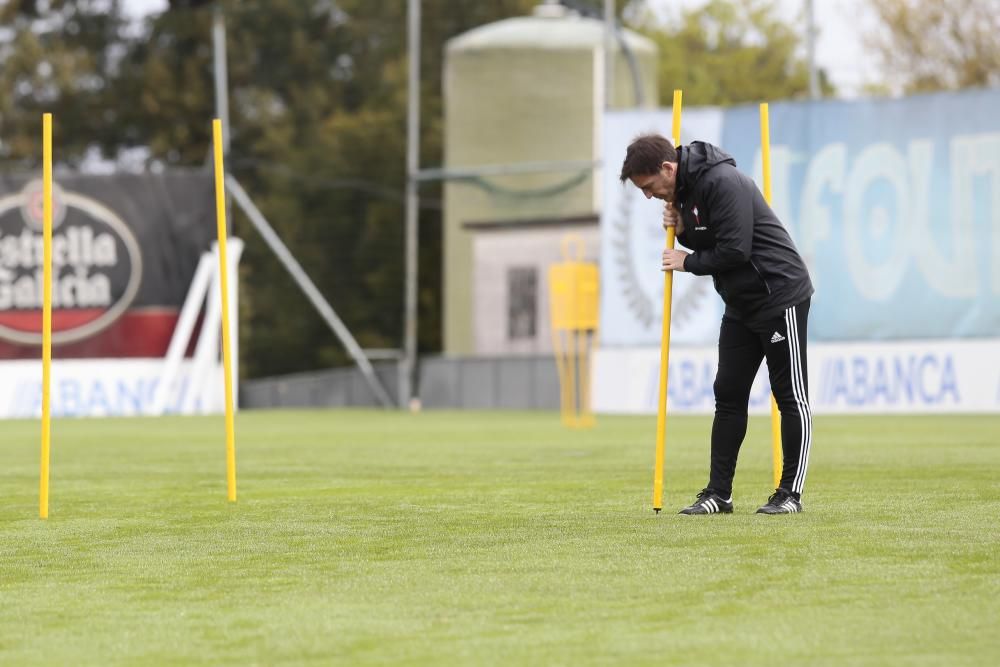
[443,3,658,354]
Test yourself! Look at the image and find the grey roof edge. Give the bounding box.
[447,15,657,55]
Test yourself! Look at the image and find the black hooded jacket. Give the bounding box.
[675,141,814,327]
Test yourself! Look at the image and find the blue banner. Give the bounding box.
[720,88,1000,341]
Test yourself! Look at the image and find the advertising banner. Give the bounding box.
[0,173,216,359]
[593,339,1000,414]
[721,88,1000,341]
[0,173,225,418]
[601,89,1000,345]
[0,359,224,418]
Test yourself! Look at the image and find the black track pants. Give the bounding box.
[708,299,812,499]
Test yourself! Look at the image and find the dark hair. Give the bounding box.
[619,134,677,183]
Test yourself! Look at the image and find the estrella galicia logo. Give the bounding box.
[0,180,143,345]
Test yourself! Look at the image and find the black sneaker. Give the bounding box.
[678,488,733,515]
[756,489,803,514]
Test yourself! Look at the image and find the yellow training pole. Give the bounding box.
[759,103,782,490]
[652,89,682,513]
[39,113,53,520]
[553,330,568,426]
[579,330,595,428]
[212,119,237,502]
[566,328,580,428]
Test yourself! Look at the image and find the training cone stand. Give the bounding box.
[549,234,599,429]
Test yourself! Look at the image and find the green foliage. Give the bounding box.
[0,0,128,165]
[1,0,534,377]
[866,0,1000,94]
[636,0,833,106]
[123,0,538,377]
[0,0,833,377]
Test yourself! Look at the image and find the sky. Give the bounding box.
[121,0,877,97]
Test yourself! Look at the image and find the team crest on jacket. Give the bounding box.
[0,179,143,345]
[692,204,707,230]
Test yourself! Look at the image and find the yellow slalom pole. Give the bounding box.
[579,330,595,428]
[212,119,237,502]
[552,329,569,426]
[39,113,53,520]
[652,89,682,513]
[566,324,578,428]
[759,103,782,490]
[552,326,570,426]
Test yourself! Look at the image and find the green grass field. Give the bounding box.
[1,410,998,666]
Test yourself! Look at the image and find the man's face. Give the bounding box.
[630,161,677,202]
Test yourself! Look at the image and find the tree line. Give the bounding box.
[1,0,988,377]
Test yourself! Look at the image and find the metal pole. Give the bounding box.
[806,0,819,99]
[212,1,235,251]
[604,0,614,108]
[212,5,231,152]
[403,0,420,409]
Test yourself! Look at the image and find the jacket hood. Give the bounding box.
[676,141,737,201]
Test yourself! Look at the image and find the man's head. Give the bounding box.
[619,134,679,202]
